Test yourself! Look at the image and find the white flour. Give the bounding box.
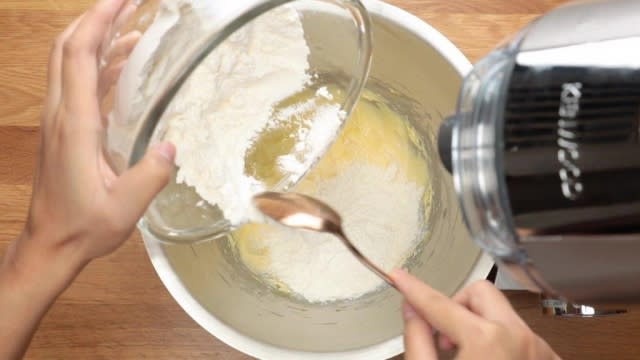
[255,162,424,302]
[113,1,345,226]
[159,4,342,225]
[274,92,344,177]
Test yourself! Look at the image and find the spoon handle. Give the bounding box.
[335,230,397,289]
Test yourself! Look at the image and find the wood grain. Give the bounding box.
[4,1,640,359]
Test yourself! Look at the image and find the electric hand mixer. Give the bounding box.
[438,0,640,305]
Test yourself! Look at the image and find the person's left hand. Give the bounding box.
[3,0,176,302]
[1,2,175,358]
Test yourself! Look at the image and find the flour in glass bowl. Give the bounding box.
[152,2,343,226]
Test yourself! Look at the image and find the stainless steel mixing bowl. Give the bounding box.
[141,1,493,358]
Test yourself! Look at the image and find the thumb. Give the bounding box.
[110,142,176,222]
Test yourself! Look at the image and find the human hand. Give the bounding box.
[0,2,174,358]
[5,0,175,292]
[390,269,561,360]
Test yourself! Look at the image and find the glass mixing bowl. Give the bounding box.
[98,0,372,243]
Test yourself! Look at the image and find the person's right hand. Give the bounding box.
[390,269,561,360]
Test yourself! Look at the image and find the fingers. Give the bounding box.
[403,301,438,360]
[108,142,175,223]
[438,334,455,352]
[44,14,85,122]
[97,31,141,98]
[107,1,138,46]
[452,280,526,327]
[62,0,128,121]
[104,30,141,64]
[98,59,127,100]
[390,269,482,343]
[70,0,129,58]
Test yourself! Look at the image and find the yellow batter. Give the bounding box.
[234,89,432,294]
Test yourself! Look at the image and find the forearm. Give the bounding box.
[0,231,84,360]
[0,272,54,360]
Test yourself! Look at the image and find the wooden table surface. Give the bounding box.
[2,0,640,359]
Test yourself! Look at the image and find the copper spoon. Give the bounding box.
[252,191,396,288]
